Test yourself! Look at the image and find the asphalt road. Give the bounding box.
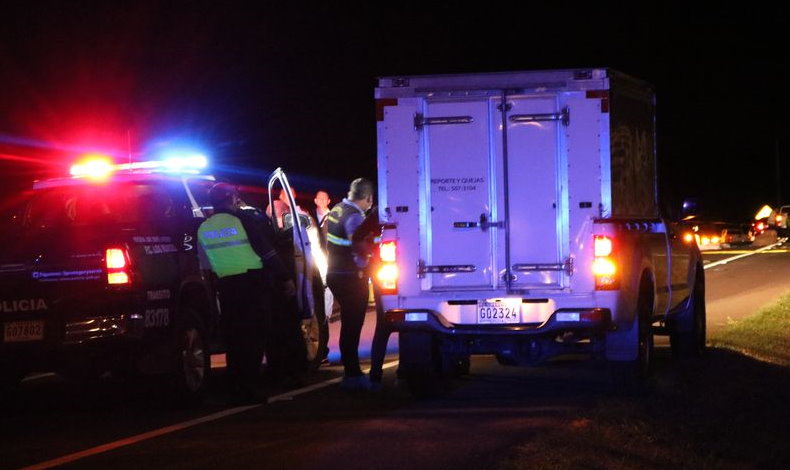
[1,242,788,470]
[702,242,790,334]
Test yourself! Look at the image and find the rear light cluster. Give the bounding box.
[105,247,132,285]
[592,235,619,290]
[376,241,399,295]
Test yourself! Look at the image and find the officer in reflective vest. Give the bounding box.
[325,177,375,390]
[198,183,294,404]
[351,207,389,390]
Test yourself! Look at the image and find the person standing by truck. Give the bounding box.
[325,178,375,389]
[352,206,390,391]
[198,183,295,404]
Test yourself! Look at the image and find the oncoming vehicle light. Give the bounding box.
[592,235,618,290]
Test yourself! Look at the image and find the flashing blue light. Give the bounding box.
[161,153,208,171]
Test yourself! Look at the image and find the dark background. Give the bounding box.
[0,2,786,220]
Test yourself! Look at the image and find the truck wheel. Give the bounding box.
[446,356,471,376]
[610,282,654,391]
[671,268,706,359]
[399,332,442,398]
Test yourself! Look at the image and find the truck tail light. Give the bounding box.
[592,235,619,290]
[105,247,131,285]
[376,241,399,295]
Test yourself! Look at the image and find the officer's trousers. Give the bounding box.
[327,272,369,378]
[217,269,271,394]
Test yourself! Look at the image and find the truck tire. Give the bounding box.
[399,332,442,398]
[671,267,706,359]
[610,279,654,392]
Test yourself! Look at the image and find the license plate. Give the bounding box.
[477,298,521,324]
[3,321,45,342]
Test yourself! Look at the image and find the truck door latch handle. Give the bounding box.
[479,213,504,231]
[453,214,503,230]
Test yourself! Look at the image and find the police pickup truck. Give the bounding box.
[373,69,706,395]
[0,156,324,400]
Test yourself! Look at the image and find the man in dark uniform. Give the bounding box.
[325,178,375,389]
[198,183,295,404]
[351,206,391,391]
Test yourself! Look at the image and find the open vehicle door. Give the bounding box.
[267,168,328,370]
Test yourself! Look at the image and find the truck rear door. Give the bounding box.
[420,93,566,292]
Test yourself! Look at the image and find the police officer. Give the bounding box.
[197,183,294,404]
[351,206,390,391]
[325,178,375,389]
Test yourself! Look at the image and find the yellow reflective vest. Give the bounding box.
[197,212,263,278]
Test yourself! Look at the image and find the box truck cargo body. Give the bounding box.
[374,69,705,393]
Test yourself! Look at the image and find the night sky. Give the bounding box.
[0,3,786,221]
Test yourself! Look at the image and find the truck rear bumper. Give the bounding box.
[385,307,613,364]
[385,307,612,335]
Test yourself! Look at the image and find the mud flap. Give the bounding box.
[605,315,639,362]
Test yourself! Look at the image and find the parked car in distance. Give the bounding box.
[680,221,731,251]
[721,223,753,248]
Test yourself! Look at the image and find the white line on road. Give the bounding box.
[14,360,400,470]
[703,240,785,270]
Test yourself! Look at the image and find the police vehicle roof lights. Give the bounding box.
[69,152,209,180]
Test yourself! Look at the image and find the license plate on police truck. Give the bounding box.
[477,298,521,324]
[3,321,44,342]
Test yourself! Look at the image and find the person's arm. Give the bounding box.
[238,210,293,289]
[345,210,371,268]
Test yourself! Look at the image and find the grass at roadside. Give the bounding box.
[497,295,790,470]
[709,292,790,366]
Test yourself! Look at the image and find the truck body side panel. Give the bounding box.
[377,98,422,299]
[565,94,606,294]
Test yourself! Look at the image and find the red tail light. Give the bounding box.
[105,247,131,285]
[592,235,619,290]
[376,241,399,295]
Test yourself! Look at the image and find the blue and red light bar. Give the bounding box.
[69,152,208,180]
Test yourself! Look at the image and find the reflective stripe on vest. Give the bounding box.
[327,233,352,246]
[197,213,263,278]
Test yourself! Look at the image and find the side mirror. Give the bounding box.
[681,198,700,221]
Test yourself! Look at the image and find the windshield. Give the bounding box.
[19,182,190,231]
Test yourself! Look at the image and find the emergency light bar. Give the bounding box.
[70,153,209,179]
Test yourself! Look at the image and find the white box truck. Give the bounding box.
[373,68,705,395]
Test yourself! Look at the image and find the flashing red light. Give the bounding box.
[70,155,114,180]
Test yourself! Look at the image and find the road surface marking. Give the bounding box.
[704,241,785,270]
[21,373,56,383]
[13,360,400,470]
[14,405,260,470]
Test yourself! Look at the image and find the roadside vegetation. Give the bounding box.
[709,292,790,366]
[497,295,790,470]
